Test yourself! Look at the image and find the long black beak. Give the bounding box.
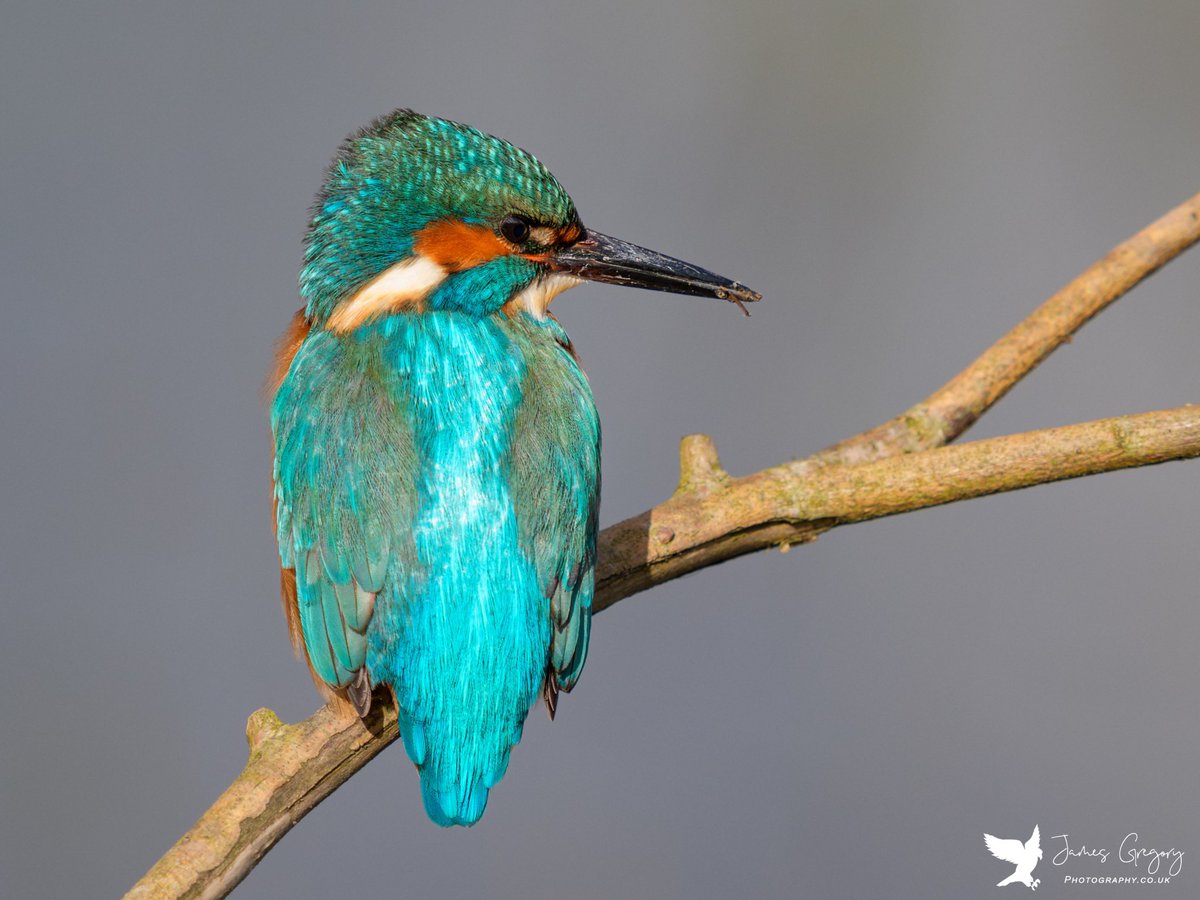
[547,229,761,315]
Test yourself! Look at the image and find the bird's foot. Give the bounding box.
[1031,877,1040,890]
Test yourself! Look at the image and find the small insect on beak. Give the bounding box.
[546,229,761,315]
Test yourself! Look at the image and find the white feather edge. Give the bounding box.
[326,255,448,332]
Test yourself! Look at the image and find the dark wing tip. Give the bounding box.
[347,668,373,718]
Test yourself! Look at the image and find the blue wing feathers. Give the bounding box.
[506,315,599,701]
[273,331,413,689]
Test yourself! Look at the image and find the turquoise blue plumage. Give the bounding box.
[270,110,757,827]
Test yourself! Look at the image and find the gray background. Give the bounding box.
[2,2,1197,898]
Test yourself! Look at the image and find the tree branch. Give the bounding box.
[126,189,1200,899]
[593,405,1200,610]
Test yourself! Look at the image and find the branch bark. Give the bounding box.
[126,189,1200,899]
[594,405,1200,610]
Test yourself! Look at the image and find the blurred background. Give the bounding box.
[2,2,1198,897]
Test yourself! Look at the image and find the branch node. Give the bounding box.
[246,707,285,753]
[653,525,676,545]
[676,433,727,496]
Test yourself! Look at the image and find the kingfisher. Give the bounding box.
[270,109,759,827]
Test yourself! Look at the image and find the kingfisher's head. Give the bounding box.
[301,110,759,332]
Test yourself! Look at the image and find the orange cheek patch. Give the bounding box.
[413,219,511,272]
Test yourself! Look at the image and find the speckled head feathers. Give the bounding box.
[301,110,580,325]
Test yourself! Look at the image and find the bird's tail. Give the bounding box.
[420,772,489,827]
[401,713,521,827]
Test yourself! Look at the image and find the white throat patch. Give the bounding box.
[511,273,584,319]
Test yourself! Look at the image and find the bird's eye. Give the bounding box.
[499,215,532,244]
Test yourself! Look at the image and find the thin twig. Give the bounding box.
[818,189,1200,463]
